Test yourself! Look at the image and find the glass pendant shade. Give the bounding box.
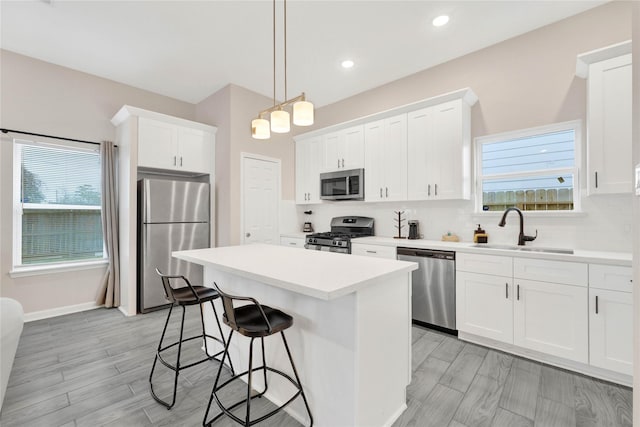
[251,118,270,140]
[293,100,314,126]
[270,110,290,133]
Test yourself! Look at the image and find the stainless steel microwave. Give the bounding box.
[320,168,364,201]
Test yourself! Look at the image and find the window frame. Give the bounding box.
[12,138,106,272]
[474,120,582,214]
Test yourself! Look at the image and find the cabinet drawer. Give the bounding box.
[457,253,512,277]
[514,258,587,286]
[351,244,396,259]
[280,237,305,249]
[589,264,632,293]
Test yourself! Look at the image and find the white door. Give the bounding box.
[242,154,280,245]
[138,117,177,170]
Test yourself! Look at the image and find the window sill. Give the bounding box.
[472,211,587,219]
[10,259,109,278]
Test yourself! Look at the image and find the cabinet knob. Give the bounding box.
[173,156,177,166]
[385,187,389,198]
[341,158,345,167]
[428,184,431,196]
[380,188,383,198]
[245,232,251,238]
[435,184,438,196]
[337,159,340,168]
[180,156,183,167]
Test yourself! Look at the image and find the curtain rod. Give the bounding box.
[0,128,116,147]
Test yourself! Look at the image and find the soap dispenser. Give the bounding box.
[474,224,488,244]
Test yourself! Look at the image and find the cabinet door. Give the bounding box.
[296,137,322,204]
[138,117,177,170]
[342,125,365,170]
[588,54,632,194]
[177,127,210,174]
[382,114,407,201]
[513,279,588,363]
[364,120,385,202]
[456,271,513,344]
[431,100,469,200]
[589,289,633,375]
[407,107,433,200]
[323,131,342,171]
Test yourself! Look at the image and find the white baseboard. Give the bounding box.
[24,301,104,322]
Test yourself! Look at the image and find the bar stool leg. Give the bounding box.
[168,305,187,409]
[281,331,314,426]
[150,304,177,409]
[203,329,234,427]
[207,300,235,376]
[245,337,255,426]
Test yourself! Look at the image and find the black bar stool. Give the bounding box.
[150,269,234,409]
[203,282,313,427]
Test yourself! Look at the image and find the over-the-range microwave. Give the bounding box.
[320,168,364,201]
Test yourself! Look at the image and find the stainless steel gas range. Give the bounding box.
[305,216,374,254]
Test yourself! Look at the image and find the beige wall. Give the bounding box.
[195,85,232,247]
[0,50,195,315]
[301,1,631,140]
[197,84,295,247]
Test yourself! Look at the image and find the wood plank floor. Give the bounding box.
[0,308,632,426]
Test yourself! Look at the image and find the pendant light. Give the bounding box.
[251,0,314,140]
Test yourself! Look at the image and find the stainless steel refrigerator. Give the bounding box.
[137,178,210,313]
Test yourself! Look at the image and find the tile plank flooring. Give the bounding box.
[0,308,632,426]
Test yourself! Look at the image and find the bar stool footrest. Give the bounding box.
[205,366,303,427]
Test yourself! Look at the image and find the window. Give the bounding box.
[475,121,580,213]
[13,140,103,267]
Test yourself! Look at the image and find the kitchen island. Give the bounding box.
[173,244,418,427]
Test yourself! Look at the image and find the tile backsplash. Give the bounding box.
[285,193,633,253]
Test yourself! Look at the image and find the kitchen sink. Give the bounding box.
[472,244,574,255]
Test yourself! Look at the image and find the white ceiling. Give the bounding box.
[1,1,607,108]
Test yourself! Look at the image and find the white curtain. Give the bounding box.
[96,141,120,307]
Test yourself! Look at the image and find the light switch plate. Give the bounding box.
[636,164,640,196]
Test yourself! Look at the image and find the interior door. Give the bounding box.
[242,155,280,245]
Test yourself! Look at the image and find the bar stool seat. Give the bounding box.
[150,269,233,410]
[203,283,313,427]
[229,305,293,337]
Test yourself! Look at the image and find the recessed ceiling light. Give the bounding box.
[432,15,450,27]
[341,60,354,69]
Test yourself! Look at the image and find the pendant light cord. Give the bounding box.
[284,0,288,101]
[272,0,276,107]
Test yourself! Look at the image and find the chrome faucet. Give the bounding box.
[498,207,537,246]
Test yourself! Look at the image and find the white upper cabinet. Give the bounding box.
[138,116,213,174]
[577,41,632,195]
[407,99,471,200]
[322,125,364,172]
[295,88,477,202]
[295,136,322,204]
[364,114,408,202]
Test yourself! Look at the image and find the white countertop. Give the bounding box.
[352,236,632,266]
[173,243,418,300]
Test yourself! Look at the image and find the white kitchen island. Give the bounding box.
[173,244,418,427]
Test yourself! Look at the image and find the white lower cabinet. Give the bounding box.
[456,271,513,344]
[513,279,588,363]
[280,236,305,249]
[351,243,396,259]
[457,253,632,380]
[589,289,633,375]
[588,264,633,376]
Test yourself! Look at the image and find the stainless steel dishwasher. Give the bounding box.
[397,247,456,334]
